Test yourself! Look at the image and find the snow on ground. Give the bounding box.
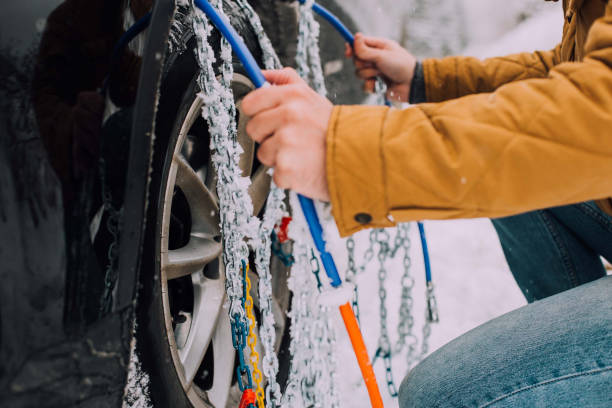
[463,5,563,58]
[330,220,527,407]
[328,1,563,406]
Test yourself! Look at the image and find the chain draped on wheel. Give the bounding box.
[192,1,282,406]
[191,0,441,405]
[192,1,340,407]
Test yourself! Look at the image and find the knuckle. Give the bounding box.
[277,130,292,147]
[272,172,286,189]
[275,154,292,174]
[241,95,255,116]
[282,104,299,122]
[287,85,302,99]
[256,148,271,166]
[245,120,257,139]
[284,67,297,77]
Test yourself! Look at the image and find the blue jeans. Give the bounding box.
[492,201,612,302]
[399,202,612,407]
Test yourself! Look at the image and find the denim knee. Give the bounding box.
[398,276,612,408]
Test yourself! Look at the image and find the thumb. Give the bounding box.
[262,67,304,86]
[353,34,385,63]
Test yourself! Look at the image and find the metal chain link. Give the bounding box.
[282,193,340,408]
[309,248,323,290]
[244,262,266,408]
[296,0,327,96]
[345,237,360,321]
[278,4,341,407]
[191,2,280,402]
[393,223,419,368]
[98,158,123,317]
[371,228,400,397]
[234,1,288,404]
[370,78,438,378]
[345,234,375,323]
[422,280,439,359]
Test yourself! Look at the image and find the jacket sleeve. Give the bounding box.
[327,2,612,237]
[422,43,563,102]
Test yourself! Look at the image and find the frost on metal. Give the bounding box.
[233,2,288,405]
[296,0,327,96]
[282,192,340,408]
[122,333,152,408]
[191,1,345,406]
[191,1,287,406]
[235,0,282,70]
[284,4,342,407]
[169,2,192,55]
[192,0,254,326]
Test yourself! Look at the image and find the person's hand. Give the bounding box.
[72,91,105,179]
[241,68,333,202]
[346,33,416,103]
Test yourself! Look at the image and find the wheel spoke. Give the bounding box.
[249,165,271,216]
[165,236,222,280]
[236,100,255,178]
[174,154,220,237]
[160,73,285,408]
[179,273,226,387]
[207,311,235,408]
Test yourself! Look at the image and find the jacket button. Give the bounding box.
[354,213,372,224]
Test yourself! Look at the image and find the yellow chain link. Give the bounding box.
[244,264,265,408]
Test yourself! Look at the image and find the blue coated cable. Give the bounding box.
[417,222,432,283]
[301,0,434,284]
[298,195,342,287]
[194,0,267,88]
[298,0,355,45]
[194,0,343,288]
[102,11,152,95]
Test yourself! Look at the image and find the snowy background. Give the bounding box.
[328,0,564,406]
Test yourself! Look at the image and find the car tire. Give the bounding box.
[136,12,290,408]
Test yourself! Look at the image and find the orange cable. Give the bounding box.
[339,302,384,408]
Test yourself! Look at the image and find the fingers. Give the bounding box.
[242,69,305,117]
[273,166,292,190]
[262,67,303,86]
[242,85,285,117]
[272,153,295,191]
[352,33,392,62]
[361,34,391,49]
[246,106,287,144]
[353,36,382,63]
[344,43,353,58]
[355,67,380,80]
[255,132,297,185]
[256,135,279,167]
[354,59,375,70]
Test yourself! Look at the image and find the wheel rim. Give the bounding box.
[159,73,271,407]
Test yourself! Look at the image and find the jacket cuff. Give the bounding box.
[326,105,395,237]
[422,57,457,102]
[408,61,427,104]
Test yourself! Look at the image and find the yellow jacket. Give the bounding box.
[327,0,612,237]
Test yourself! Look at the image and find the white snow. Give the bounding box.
[122,333,152,408]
